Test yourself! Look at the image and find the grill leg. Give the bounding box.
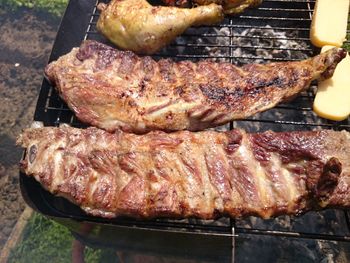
[72,238,85,263]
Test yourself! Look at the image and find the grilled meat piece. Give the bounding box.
[96,0,224,54]
[45,40,346,134]
[18,126,350,219]
[197,0,262,15]
[162,0,191,7]
[162,0,262,15]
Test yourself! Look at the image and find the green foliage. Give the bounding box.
[343,43,350,52]
[0,0,68,16]
[343,30,350,52]
[8,213,116,263]
[8,213,73,263]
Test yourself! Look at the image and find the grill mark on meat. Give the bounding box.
[181,154,203,185]
[219,62,244,84]
[250,131,325,163]
[76,41,119,70]
[197,108,215,121]
[250,131,330,210]
[197,61,222,85]
[247,75,294,90]
[227,138,262,212]
[146,100,174,114]
[118,152,139,174]
[138,79,147,94]
[148,133,183,148]
[59,158,87,204]
[46,40,346,133]
[89,150,117,176]
[232,159,259,212]
[153,151,188,215]
[205,150,232,208]
[151,183,178,216]
[117,52,137,75]
[176,61,196,83]
[153,153,172,182]
[199,85,245,106]
[225,129,242,154]
[250,135,295,206]
[76,41,99,61]
[96,49,118,70]
[117,175,147,217]
[159,59,176,83]
[266,155,295,209]
[18,127,350,219]
[211,113,227,124]
[92,176,113,209]
[140,56,156,81]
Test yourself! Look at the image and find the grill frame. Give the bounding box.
[20,0,350,260]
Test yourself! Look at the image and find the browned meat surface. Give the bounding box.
[45,40,346,134]
[162,0,190,6]
[161,0,262,15]
[17,126,350,219]
[96,0,223,54]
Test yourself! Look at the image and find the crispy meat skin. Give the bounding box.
[45,40,346,134]
[18,126,350,219]
[162,0,262,15]
[97,0,223,54]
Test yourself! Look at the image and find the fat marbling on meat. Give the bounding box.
[18,126,350,219]
[45,40,346,133]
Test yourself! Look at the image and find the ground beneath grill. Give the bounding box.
[0,7,60,251]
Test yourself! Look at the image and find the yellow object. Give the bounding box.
[310,0,350,47]
[313,46,350,121]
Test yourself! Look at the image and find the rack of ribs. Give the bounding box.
[18,126,350,219]
[45,40,346,134]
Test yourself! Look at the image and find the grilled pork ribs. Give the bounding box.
[45,41,346,133]
[18,126,350,219]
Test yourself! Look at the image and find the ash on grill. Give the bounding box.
[161,24,311,62]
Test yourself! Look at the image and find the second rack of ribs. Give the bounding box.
[18,126,350,219]
[45,40,346,133]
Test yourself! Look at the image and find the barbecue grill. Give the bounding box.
[20,0,350,261]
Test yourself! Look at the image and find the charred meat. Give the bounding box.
[18,126,350,219]
[45,41,346,133]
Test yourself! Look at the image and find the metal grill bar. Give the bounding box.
[88,21,312,32]
[256,7,312,11]
[152,54,304,61]
[177,34,310,41]
[166,44,313,52]
[236,16,311,21]
[238,118,349,128]
[236,229,350,242]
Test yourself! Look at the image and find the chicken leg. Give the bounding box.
[96,0,224,55]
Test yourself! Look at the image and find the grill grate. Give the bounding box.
[31,0,350,257]
[38,0,350,132]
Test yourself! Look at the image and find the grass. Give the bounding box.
[0,0,68,16]
[343,29,350,52]
[8,213,116,263]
